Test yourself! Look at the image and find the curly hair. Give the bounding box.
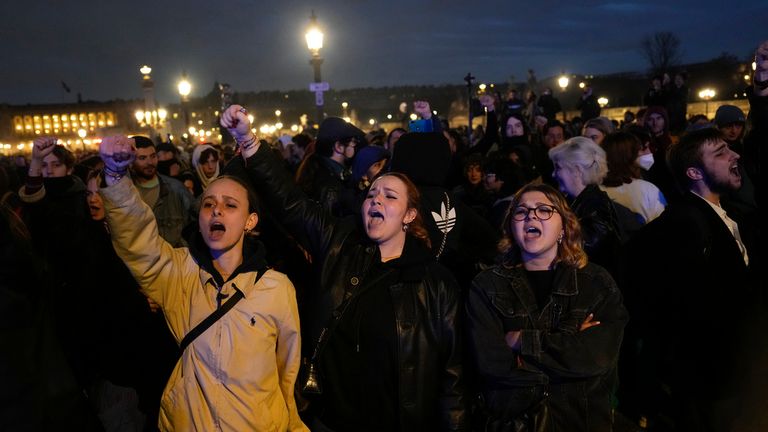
[375,172,431,249]
[498,182,587,269]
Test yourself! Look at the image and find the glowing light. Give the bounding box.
[291,124,299,132]
[275,110,281,117]
[478,83,487,92]
[248,114,255,124]
[558,75,569,90]
[341,102,348,109]
[369,118,375,125]
[579,82,586,89]
[744,74,751,82]
[597,97,609,107]
[158,109,167,121]
[305,14,324,53]
[275,122,283,129]
[135,111,145,122]
[753,61,757,71]
[77,129,87,139]
[343,117,352,123]
[268,126,276,134]
[139,65,152,76]
[178,77,191,97]
[409,113,418,121]
[387,114,393,120]
[188,126,196,135]
[698,88,716,100]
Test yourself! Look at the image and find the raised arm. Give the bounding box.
[220,105,345,261]
[98,136,196,322]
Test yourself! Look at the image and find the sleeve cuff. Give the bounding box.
[520,329,542,359]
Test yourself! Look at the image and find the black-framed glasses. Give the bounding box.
[511,205,558,221]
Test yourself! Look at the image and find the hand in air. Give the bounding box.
[99,135,135,173]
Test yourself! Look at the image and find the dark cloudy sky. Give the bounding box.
[1,0,765,105]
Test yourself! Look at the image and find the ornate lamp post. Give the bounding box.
[305,11,325,124]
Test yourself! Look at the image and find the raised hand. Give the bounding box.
[479,94,495,112]
[755,40,768,96]
[220,105,259,158]
[413,100,432,119]
[31,137,57,162]
[99,135,135,184]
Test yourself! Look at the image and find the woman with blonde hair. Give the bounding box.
[466,183,627,431]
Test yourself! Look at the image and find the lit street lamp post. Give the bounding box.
[698,88,716,118]
[558,73,570,121]
[306,11,325,125]
[178,73,192,141]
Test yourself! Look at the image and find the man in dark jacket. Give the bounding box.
[624,127,756,431]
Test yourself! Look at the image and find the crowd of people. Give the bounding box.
[0,41,765,432]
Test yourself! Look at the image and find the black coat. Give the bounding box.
[570,185,622,277]
[227,145,467,431]
[623,192,757,426]
[467,263,627,431]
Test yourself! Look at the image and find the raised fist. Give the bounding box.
[479,94,496,111]
[31,137,57,161]
[99,135,135,174]
[413,100,432,119]
[220,105,253,142]
[755,40,768,95]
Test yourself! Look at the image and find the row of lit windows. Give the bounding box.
[12,112,116,136]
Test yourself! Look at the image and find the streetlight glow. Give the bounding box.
[178,78,191,97]
[478,83,487,92]
[579,82,586,89]
[369,118,375,125]
[275,110,281,117]
[305,12,324,53]
[77,128,87,139]
[558,75,569,90]
[597,97,609,107]
[341,102,348,109]
[698,88,716,100]
[140,65,152,78]
[135,111,145,123]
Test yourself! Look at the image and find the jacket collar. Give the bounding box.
[188,232,268,290]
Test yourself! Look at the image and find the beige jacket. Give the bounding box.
[102,177,307,431]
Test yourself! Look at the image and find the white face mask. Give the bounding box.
[636,153,655,171]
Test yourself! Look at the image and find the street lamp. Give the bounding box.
[698,88,716,118]
[77,128,87,152]
[306,11,325,124]
[558,74,569,91]
[178,73,192,138]
[597,97,609,108]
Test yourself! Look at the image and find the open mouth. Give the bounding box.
[730,163,740,178]
[209,222,226,240]
[524,226,542,238]
[367,210,384,226]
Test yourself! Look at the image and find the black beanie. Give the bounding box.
[389,132,451,187]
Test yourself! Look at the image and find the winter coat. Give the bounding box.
[101,177,306,432]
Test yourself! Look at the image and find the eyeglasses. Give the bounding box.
[511,205,558,221]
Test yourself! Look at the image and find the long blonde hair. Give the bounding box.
[498,182,588,269]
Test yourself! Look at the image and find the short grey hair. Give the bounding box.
[548,136,608,185]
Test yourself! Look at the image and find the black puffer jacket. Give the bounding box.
[226,145,467,431]
[467,263,627,431]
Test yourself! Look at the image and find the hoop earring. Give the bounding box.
[402,223,410,232]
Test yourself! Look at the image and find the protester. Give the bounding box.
[97,135,306,431]
[220,105,466,431]
[601,132,667,224]
[190,143,221,196]
[467,183,627,431]
[549,137,621,275]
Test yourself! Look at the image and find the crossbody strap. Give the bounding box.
[178,266,267,355]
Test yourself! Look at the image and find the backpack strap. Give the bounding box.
[178,266,267,355]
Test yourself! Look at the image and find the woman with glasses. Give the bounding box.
[466,183,627,431]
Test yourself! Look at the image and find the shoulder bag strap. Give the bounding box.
[178,266,267,355]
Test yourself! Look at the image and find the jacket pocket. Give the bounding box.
[490,294,528,331]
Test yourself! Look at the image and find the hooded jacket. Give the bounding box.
[101,177,307,432]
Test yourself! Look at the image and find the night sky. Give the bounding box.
[2,0,765,106]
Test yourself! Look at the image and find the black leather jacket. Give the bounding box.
[227,145,467,431]
[467,263,627,431]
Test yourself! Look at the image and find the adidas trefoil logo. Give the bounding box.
[431,201,456,234]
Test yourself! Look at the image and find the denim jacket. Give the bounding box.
[467,263,627,431]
